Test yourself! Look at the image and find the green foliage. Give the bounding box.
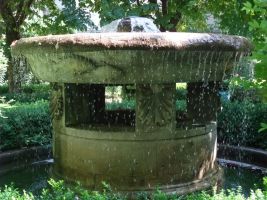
[218,101,267,148]
[242,0,267,101]
[88,0,209,31]
[2,92,50,104]
[186,188,266,200]
[229,77,266,90]
[0,0,97,37]
[176,100,187,112]
[40,179,126,200]
[0,84,50,103]
[259,122,267,133]
[0,185,34,200]
[264,177,267,191]
[87,0,159,26]
[0,101,52,151]
[0,96,12,118]
[22,0,97,36]
[168,0,208,32]
[106,99,186,112]
[206,0,251,36]
[230,87,260,103]
[229,77,266,103]
[242,0,267,41]
[0,0,98,92]
[203,0,267,101]
[176,88,187,100]
[18,84,50,93]
[1,178,267,199]
[3,87,50,103]
[106,99,135,110]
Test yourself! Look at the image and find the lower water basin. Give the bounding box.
[0,159,265,196]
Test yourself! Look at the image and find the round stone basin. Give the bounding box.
[11,18,252,194]
[11,32,251,84]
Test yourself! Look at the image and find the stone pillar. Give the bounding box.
[136,83,176,133]
[50,83,64,158]
[65,84,105,126]
[187,82,221,124]
[50,83,64,122]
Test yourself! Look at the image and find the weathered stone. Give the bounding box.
[11,33,251,84]
[136,84,176,133]
[11,32,252,54]
[50,83,63,121]
[53,122,218,192]
[11,17,252,195]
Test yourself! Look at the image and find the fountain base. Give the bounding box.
[52,123,218,194]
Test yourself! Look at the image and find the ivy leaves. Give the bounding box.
[242,0,267,40]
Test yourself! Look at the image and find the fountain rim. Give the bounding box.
[11,32,253,55]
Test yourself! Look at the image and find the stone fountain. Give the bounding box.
[11,17,252,194]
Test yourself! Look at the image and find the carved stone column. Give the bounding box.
[50,83,64,161]
[136,84,176,133]
[187,82,221,124]
[50,83,64,121]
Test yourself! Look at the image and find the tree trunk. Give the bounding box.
[160,0,168,32]
[160,0,181,32]
[0,0,35,93]
[5,27,21,93]
[169,13,181,32]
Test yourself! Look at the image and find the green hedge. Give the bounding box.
[0,84,50,103]
[2,92,50,104]
[0,84,50,94]
[106,100,186,112]
[218,101,267,148]
[230,87,262,103]
[0,178,267,200]
[176,88,187,100]
[0,101,52,151]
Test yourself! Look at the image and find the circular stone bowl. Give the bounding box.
[11,32,252,84]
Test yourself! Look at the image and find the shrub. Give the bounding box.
[176,100,186,112]
[0,178,267,200]
[0,185,34,200]
[230,87,261,103]
[176,88,187,100]
[0,84,51,95]
[228,77,266,103]
[106,99,135,110]
[0,84,50,103]
[0,101,52,151]
[0,84,8,93]
[106,100,187,112]
[218,101,267,148]
[20,84,50,94]
[259,123,267,133]
[2,92,50,104]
